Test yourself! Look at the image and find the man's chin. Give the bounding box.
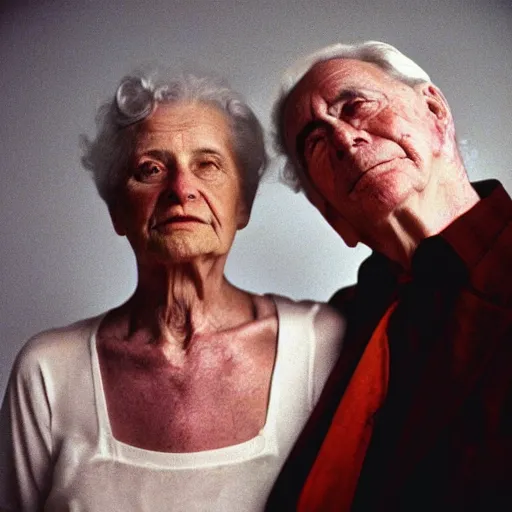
[353,171,417,211]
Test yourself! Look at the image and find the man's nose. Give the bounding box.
[165,167,199,204]
[328,121,369,160]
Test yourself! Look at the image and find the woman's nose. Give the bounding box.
[165,168,198,204]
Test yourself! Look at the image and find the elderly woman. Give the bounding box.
[0,72,344,511]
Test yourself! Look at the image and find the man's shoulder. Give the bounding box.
[328,284,358,315]
[439,180,512,304]
[328,251,393,314]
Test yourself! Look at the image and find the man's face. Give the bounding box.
[283,58,447,245]
[111,101,248,265]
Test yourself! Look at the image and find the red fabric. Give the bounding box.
[298,303,397,512]
[265,181,512,511]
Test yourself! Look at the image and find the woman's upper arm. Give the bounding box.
[311,303,346,406]
[0,342,53,511]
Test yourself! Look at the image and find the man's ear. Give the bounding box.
[302,174,360,247]
[303,181,328,217]
[417,83,451,125]
[324,203,360,248]
[416,83,455,156]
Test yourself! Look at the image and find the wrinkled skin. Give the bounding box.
[283,59,477,265]
[110,102,249,266]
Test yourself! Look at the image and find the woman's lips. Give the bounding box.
[153,215,207,230]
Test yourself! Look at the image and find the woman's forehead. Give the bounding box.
[142,101,229,131]
[135,102,234,151]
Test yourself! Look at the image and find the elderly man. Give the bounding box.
[266,41,512,511]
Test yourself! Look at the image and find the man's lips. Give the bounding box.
[349,157,403,193]
[364,158,396,173]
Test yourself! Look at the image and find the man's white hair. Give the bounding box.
[272,41,432,191]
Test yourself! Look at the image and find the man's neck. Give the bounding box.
[364,172,480,269]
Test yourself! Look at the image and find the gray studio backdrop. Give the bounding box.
[1,0,511,395]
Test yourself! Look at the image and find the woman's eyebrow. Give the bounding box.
[192,148,224,158]
[137,148,224,161]
[137,149,173,162]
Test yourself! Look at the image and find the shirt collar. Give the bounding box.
[361,180,512,286]
[439,180,512,271]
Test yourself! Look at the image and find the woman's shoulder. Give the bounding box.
[267,293,345,329]
[266,295,345,406]
[12,314,105,379]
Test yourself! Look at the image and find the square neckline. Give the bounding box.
[88,295,285,469]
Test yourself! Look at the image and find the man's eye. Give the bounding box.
[135,162,165,182]
[341,100,373,118]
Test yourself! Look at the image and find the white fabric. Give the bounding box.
[0,295,344,512]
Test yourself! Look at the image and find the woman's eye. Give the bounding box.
[135,162,165,182]
[196,160,220,175]
[199,160,218,169]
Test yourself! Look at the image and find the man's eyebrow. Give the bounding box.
[332,88,364,103]
[294,88,375,159]
[295,119,325,161]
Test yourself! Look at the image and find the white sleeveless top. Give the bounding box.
[0,295,344,512]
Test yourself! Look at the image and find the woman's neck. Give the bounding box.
[118,258,255,352]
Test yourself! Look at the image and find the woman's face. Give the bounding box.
[110,101,248,265]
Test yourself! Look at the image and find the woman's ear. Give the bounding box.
[108,199,127,236]
[236,196,251,230]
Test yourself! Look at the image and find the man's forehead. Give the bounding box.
[287,58,391,112]
[282,59,402,151]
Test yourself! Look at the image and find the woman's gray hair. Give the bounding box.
[272,40,431,191]
[81,71,268,210]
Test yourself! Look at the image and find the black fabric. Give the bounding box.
[352,237,470,510]
[265,180,512,511]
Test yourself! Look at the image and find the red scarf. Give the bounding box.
[298,303,397,511]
